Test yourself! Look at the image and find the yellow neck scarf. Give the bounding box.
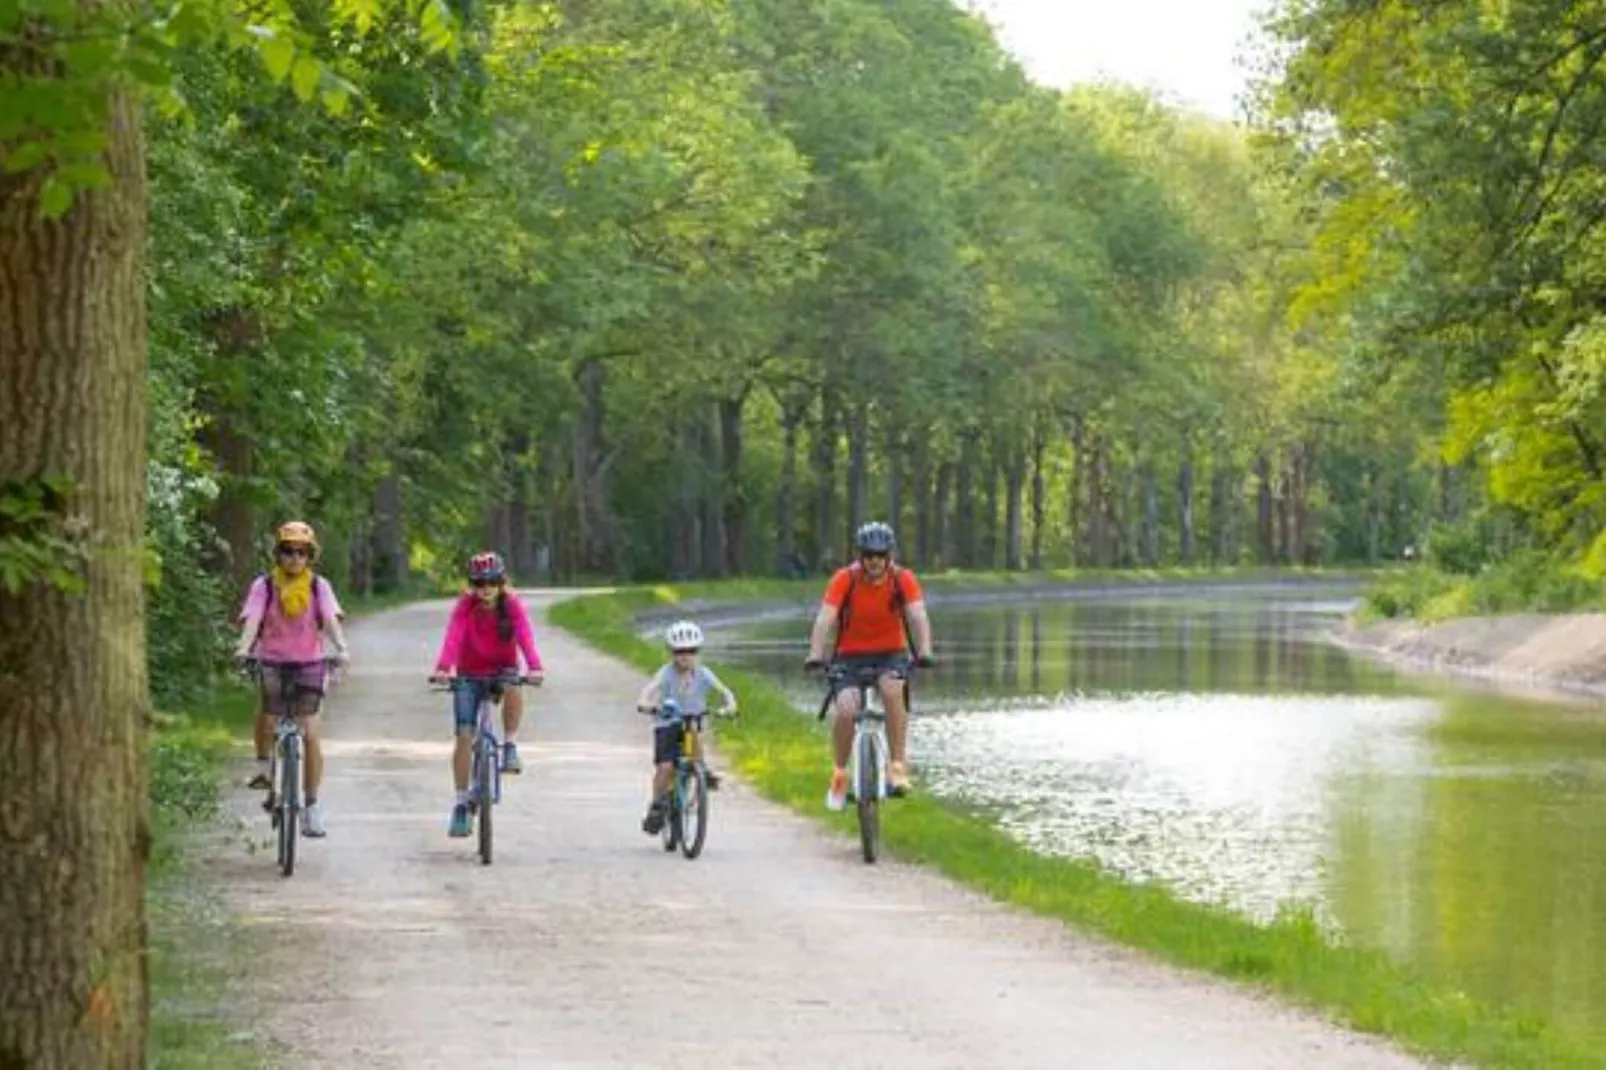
[271,566,314,618]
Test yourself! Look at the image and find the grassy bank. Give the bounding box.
[1362,556,1606,624]
[148,691,271,1069]
[551,581,1602,1070]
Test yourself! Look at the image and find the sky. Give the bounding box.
[964,0,1272,122]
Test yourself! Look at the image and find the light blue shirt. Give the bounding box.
[654,663,727,717]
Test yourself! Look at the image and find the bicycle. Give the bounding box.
[429,670,538,865]
[813,659,923,864]
[641,698,732,860]
[240,657,341,878]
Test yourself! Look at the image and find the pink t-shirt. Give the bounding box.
[239,574,342,663]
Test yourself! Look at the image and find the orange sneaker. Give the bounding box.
[826,767,849,811]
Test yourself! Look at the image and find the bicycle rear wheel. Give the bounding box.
[856,731,880,864]
[278,738,300,877]
[476,737,494,865]
[680,765,708,860]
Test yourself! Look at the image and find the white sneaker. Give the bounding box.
[301,802,327,838]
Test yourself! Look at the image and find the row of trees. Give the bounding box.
[134,0,1463,656]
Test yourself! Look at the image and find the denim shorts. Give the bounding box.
[451,674,515,733]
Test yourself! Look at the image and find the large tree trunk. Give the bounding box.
[811,387,838,570]
[0,81,151,1066]
[956,432,978,567]
[371,471,406,593]
[1087,435,1108,567]
[885,423,903,545]
[1005,448,1025,571]
[699,408,723,578]
[1255,451,1274,565]
[194,406,256,589]
[933,461,953,569]
[912,436,932,568]
[1178,432,1195,566]
[776,398,803,573]
[571,359,615,575]
[1029,422,1046,571]
[846,400,868,543]
[1068,416,1085,566]
[1141,461,1160,567]
[719,395,745,575]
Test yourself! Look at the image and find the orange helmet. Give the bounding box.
[275,521,319,556]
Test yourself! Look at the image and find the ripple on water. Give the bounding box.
[912,691,1439,924]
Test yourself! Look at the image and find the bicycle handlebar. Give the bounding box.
[814,659,921,721]
[427,671,542,692]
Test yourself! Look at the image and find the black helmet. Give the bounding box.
[855,521,896,555]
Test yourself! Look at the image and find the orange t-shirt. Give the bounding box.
[822,564,923,656]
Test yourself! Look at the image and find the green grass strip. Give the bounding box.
[550,582,1602,1070]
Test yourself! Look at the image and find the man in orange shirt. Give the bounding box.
[805,521,935,808]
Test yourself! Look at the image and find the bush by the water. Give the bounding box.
[1366,551,1606,622]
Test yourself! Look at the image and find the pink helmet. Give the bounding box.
[468,551,506,583]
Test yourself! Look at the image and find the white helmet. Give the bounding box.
[665,619,704,651]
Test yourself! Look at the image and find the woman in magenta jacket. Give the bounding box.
[429,551,545,837]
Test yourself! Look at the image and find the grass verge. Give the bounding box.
[1360,555,1605,624]
[550,581,1602,1070]
[148,690,271,1069]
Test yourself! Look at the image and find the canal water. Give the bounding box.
[706,584,1606,1041]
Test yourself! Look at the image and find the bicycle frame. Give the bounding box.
[243,658,338,877]
[433,670,530,865]
[818,661,915,863]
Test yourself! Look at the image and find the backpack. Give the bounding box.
[258,572,329,630]
[833,561,912,654]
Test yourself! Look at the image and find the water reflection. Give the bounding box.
[708,585,1606,1041]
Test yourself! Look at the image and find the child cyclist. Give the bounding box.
[234,520,351,839]
[429,552,545,838]
[634,619,737,835]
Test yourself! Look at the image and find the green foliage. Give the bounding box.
[0,476,88,594]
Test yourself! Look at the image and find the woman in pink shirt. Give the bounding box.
[234,521,350,839]
[429,551,545,838]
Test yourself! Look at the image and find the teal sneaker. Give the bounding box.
[448,803,471,838]
[502,742,523,775]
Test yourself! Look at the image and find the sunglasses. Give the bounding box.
[860,551,889,561]
[471,577,503,588]
[672,648,699,656]
[276,545,310,559]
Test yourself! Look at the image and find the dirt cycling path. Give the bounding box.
[216,594,1431,1069]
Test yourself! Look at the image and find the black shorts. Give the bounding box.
[831,652,911,687]
[653,715,705,764]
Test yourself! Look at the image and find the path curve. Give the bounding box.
[216,594,1431,1069]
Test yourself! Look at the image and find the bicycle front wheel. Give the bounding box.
[278,739,300,878]
[476,738,494,865]
[856,731,880,864]
[680,765,708,860]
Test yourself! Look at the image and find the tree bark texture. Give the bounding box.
[1029,423,1046,571]
[0,78,152,1068]
[1178,434,1195,566]
[719,396,744,575]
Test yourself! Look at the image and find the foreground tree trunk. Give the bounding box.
[0,82,152,1066]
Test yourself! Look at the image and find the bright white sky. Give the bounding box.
[964,0,1271,121]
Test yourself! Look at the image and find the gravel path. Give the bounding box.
[215,594,1431,1069]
